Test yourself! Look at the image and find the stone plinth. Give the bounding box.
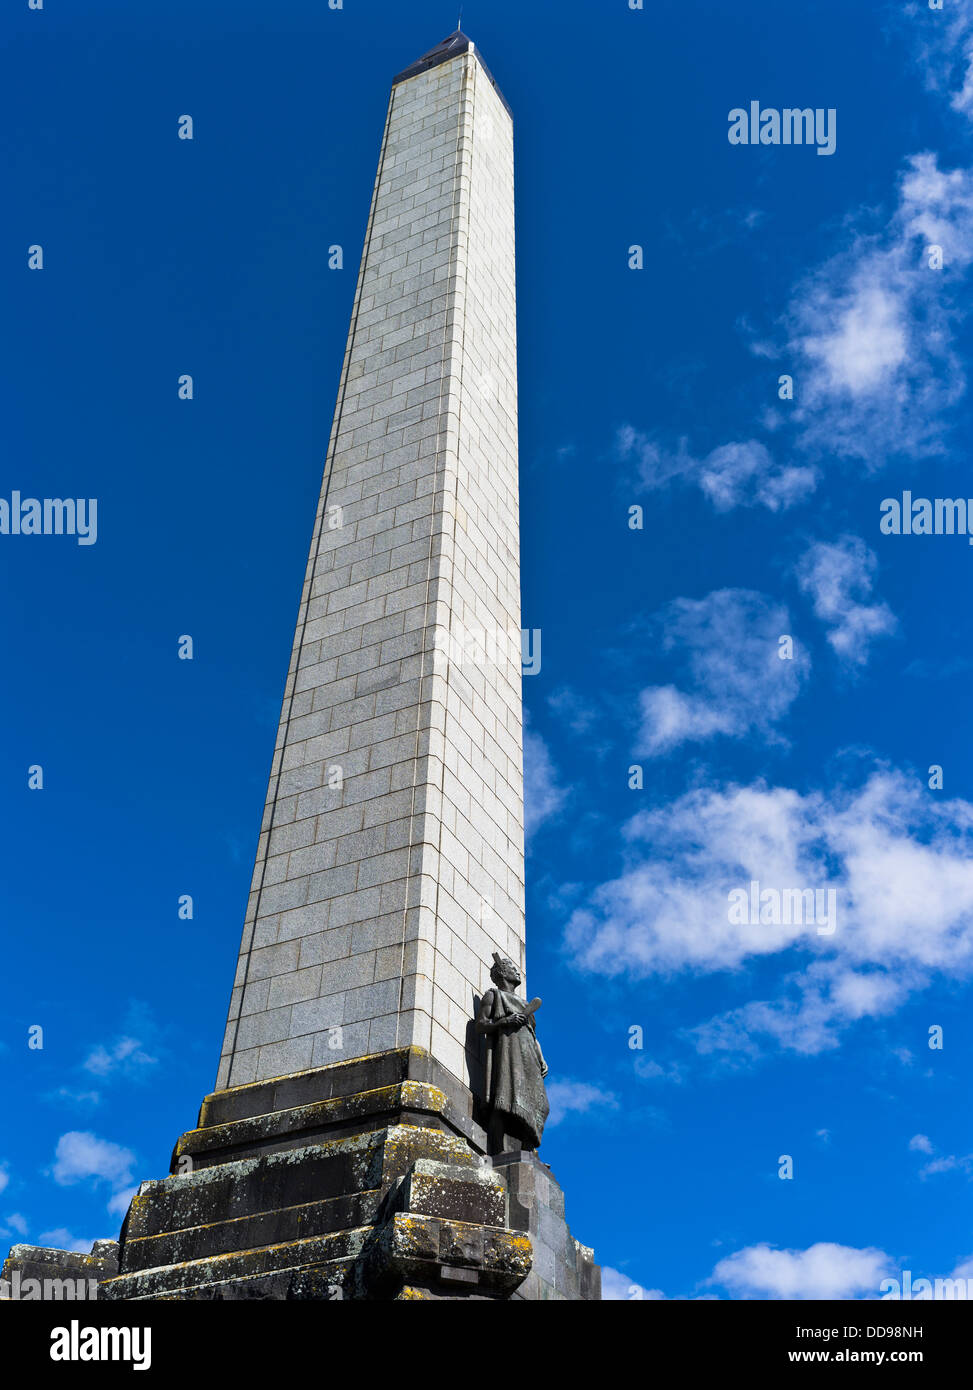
[498,1154,602,1301]
[89,1049,597,1301]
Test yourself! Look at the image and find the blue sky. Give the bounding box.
[3,0,973,1302]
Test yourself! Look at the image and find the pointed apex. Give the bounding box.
[394,31,472,85]
[393,30,511,117]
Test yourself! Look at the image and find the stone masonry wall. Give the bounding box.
[217,49,524,1092]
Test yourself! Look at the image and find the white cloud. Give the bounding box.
[621,152,973,507]
[545,1079,618,1127]
[786,154,973,463]
[699,442,816,512]
[919,1152,973,1180]
[4,1213,28,1236]
[801,281,907,395]
[909,1134,934,1154]
[601,1265,666,1300]
[796,536,896,666]
[83,1036,156,1079]
[107,1186,138,1219]
[633,1056,684,1084]
[37,1228,100,1255]
[523,729,567,837]
[618,428,816,513]
[0,1166,9,1196]
[48,1087,101,1107]
[637,590,808,755]
[565,767,973,1054]
[51,1131,137,1218]
[948,1254,973,1282]
[711,1242,893,1300]
[908,0,973,121]
[690,963,908,1058]
[547,687,597,735]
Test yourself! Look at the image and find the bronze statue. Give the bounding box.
[475,953,549,1154]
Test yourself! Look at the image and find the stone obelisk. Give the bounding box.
[216,29,525,1095]
[3,32,600,1302]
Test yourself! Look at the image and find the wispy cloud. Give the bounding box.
[545,1079,619,1127]
[523,728,568,838]
[909,1133,973,1179]
[618,428,816,514]
[83,1036,156,1080]
[619,152,973,516]
[784,154,973,464]
[547,686,598,735]
[37,1228,100,1255]
[50,1131,137,1220]
[795,536,897,667]
[906,0,973,121]
[633,1056,685,1085]
[46,1087,102,1108]
[79,1005,161,1085]
[107,1186,139,1219]
[637,589,808,755]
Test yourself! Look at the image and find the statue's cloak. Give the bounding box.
[482,987,549,1148]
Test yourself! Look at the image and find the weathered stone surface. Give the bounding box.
[186,1046,487,1163]
[362,1211,530,1299]
[6,1044,597,1300]
[499,1155,601,1301]
[398,1157,506,1227]
[1,1240,118,1301]
[102,1229,367,1301]
[104,1119,533,1302]
[176,1080,451,1168]
[158,1270,344,1300]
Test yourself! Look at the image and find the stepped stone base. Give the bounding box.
[1,1239,119,1301]
[10,1048,597,1301]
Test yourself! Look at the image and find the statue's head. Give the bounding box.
[490,953,521,989]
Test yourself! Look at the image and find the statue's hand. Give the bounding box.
[510,1012,527,1028]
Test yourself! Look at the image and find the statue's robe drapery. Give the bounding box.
[481,987,549,1148]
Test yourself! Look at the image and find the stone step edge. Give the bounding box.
[122,1188,384,1263]
[173,1080,462,1165]
[101,1228,372,1299]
